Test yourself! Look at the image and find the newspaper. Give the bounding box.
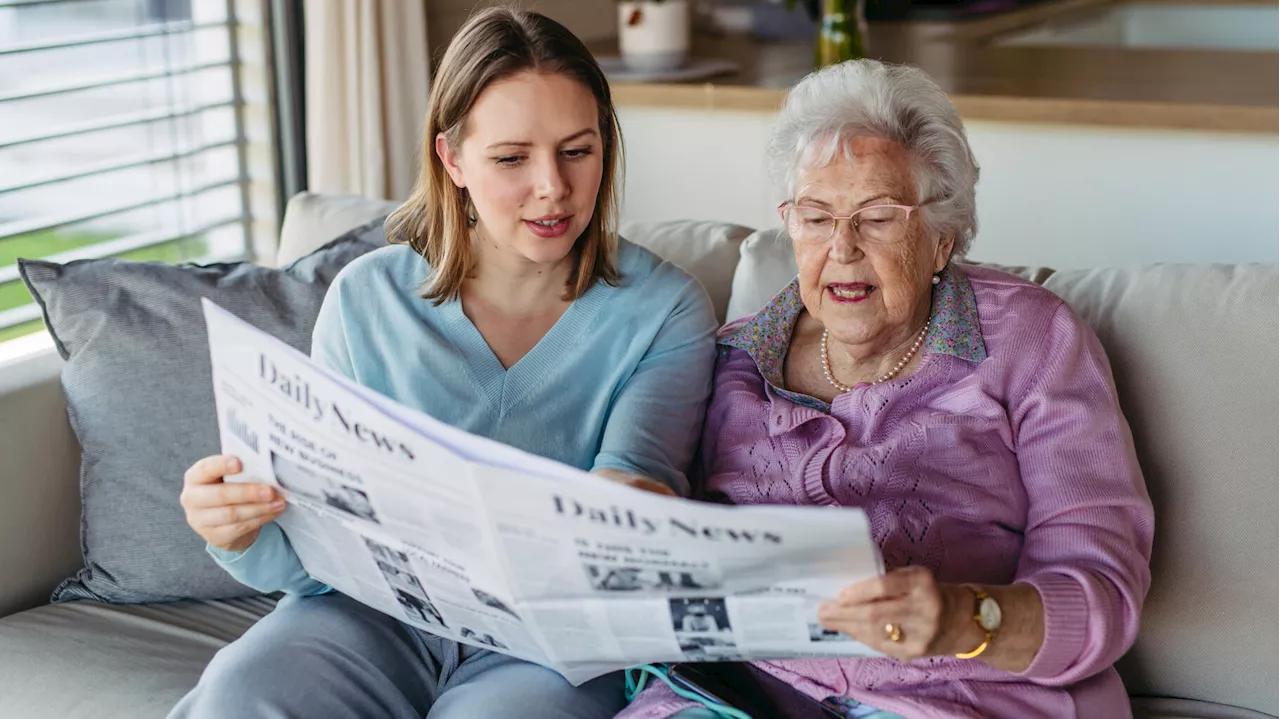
[203,299,886,685]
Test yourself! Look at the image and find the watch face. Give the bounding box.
[979,597,1002,631]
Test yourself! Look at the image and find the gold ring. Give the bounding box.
[885,623,903,643]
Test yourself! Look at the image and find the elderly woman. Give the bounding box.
[621,60,1154,719]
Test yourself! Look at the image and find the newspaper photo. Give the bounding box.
[203,299,887,685]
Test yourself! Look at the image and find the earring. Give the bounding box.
[464,193,477,226]
[931,275,941,285]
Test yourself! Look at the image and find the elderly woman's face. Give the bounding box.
[791,137,952,352]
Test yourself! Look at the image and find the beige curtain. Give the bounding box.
[305,0,430,200]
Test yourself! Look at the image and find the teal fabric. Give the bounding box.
[625,665,751,719]
[624,663,904,719]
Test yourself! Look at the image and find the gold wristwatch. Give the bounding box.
[954,585,1001,659]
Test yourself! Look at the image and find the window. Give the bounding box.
[0,0,279,343]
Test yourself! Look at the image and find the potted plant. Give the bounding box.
[617,0,691,72]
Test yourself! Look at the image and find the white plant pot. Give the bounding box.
[618,0,691,73]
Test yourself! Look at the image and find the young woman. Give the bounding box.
[172,9,717,719]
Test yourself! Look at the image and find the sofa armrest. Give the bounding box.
[0,345,82,619]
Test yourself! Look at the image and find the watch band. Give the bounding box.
[954,586,995,660]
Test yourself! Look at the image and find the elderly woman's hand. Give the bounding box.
[817,568,1046,670]
[817,566,974,662]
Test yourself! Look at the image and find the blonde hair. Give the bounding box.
[387,7,623,303]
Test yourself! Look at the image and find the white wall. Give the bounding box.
[618,106,1279,269]
[619,107,780,231]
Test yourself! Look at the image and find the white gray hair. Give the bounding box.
[767,59,980,257]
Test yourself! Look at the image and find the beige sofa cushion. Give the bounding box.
[620,219,753,324]
[0,596,276,719]
[276,192,399,265]
[0,348,80,619]
[1045,264,1278,716]
[727,227,797,322]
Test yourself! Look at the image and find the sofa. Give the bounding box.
[0,192,1275,719]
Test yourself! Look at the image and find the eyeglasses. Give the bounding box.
[778,201,921,246]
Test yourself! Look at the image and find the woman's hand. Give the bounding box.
[818,567,1045,670]
[593,468,677,497]
[817,566,977,662]
[180,455,287,553]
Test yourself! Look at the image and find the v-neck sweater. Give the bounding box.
[209,239,719,595]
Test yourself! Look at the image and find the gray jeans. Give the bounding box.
[169,592,625,719]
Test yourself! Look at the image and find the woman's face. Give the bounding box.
[437,70,604,267]
[790,136,953,354]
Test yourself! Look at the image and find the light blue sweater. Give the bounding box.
[209,239,718,595]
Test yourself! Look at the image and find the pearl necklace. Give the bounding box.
[821,319,931,393]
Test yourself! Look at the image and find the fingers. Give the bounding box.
[593,469,677,497]
[183,455,241,486]
[186,498,286,552]
[817,596,939,660]
[628,477,676,496]
[180,454,285,552]
[181,480,277,510]
[180,455,279,511]
[836,565,933,604]
[822,567,945,661]
[188,500,286,530]
[819,596,912,631]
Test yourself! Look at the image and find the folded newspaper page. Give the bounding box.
[203,299,886,685]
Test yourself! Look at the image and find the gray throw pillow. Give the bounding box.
[18,219,386,603]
